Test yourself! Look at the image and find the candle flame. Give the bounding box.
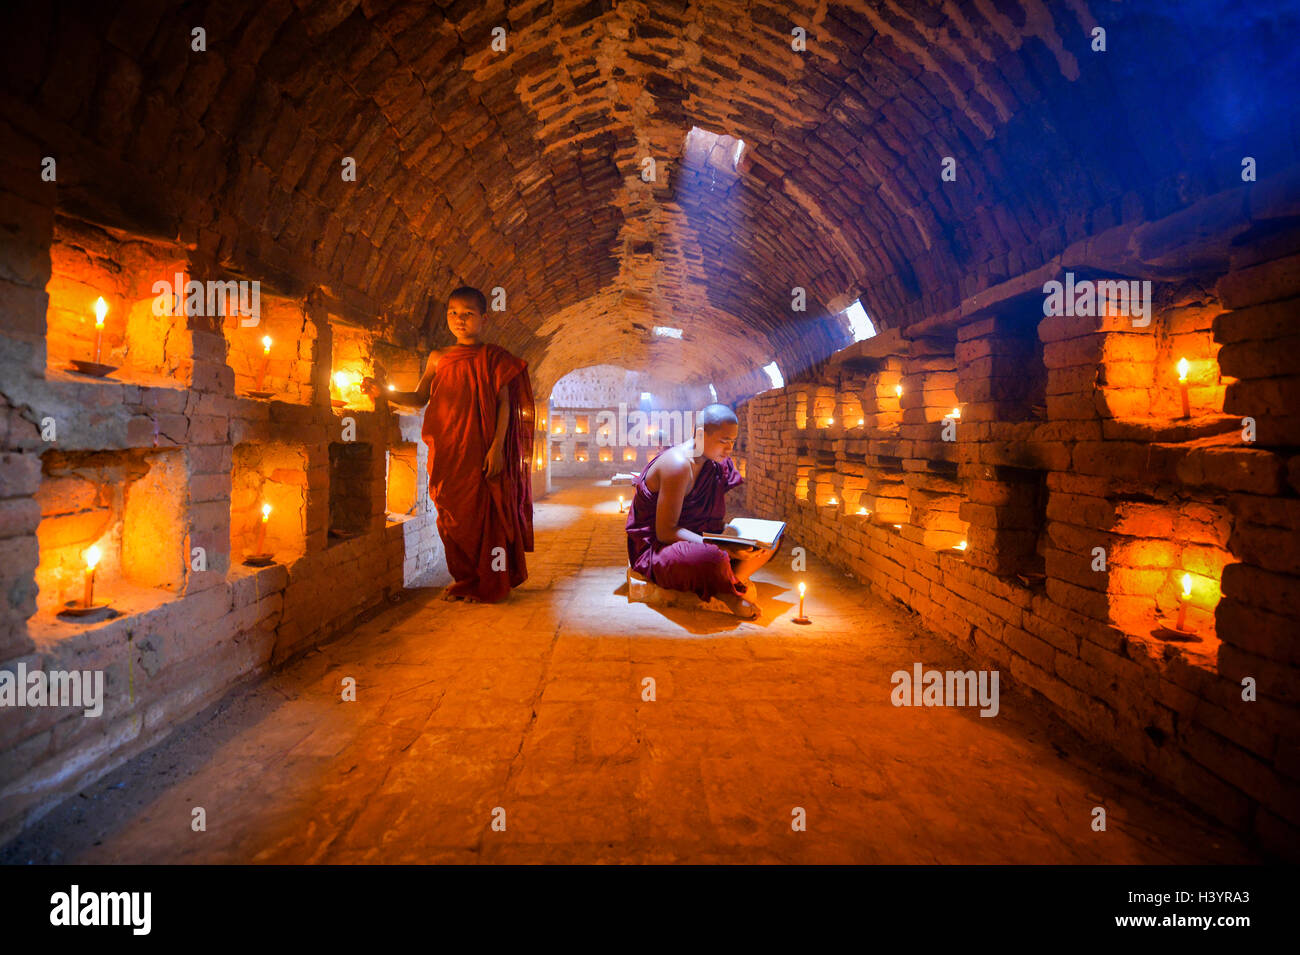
[93,296,108,326]
[857,417,865,426]
[827,417,834,426]
[262,335,272,354]
[955,540,967,550]
[950,407,961,419]
[1177,357,1189,383]
[84,544,102,569]
[1181,573,1192,599]
[387,383,395,390]
[894,384,903,397]
[798,581,806,596]
[828,497,837,506]
[857,507,868,515]
[261,503,272,521]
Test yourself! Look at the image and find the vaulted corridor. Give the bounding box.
[2,0,1298,879]
[1,480,1258,864]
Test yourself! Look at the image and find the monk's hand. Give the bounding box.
[483,443,505,478]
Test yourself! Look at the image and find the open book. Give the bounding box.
[701,517,786,551]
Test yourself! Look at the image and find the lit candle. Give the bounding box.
[857,417,865,427]
[894,384,903,398]
[1177,358,1191,418]
[954,540,967,551]
[255,502,271,554]
[387,383,395,391]
[950,407,961,419]
[83,544,102,608]
[257,335,272,390]
[797,581,805,618]
[92,297,108,363]
[827,417,835,426]
[857,507,869,515]
[1175,572,1192,631]
[828,497,838,506]
[618,495,625,512]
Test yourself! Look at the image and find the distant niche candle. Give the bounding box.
[83,544,102,607]
[255,502,271,554]
[92,297,108,362]
[1176,357,1191,418]
[257,335,271,390]
[1175,572,1193,631]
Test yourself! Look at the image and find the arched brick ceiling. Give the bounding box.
[5,0,1298,400]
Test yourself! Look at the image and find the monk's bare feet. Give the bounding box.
[441,591,465,602]
[721,592,761,620]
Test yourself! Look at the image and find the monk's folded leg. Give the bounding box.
[650,541,746,601]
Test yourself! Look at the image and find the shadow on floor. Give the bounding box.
[612,577,794,635]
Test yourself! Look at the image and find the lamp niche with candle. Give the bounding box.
[57,544,117,620]
[792,580,811,625]
[69,296,120,378]
[243,502,276,566]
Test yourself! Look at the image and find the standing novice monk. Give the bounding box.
[367,287,534,602]
[625,403,772,619]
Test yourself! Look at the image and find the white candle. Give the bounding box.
[1176,573,1191,630]
[257,335,271,389]
[1177,358,1191,418]
[92,297,108,363]
[83,544,102,607]
[255,502,271,553]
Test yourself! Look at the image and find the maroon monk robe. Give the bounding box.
[625,448,748,600]
[422,342,535,602]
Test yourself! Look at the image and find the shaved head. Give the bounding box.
[699,403,738,432]
[448,285,487,313]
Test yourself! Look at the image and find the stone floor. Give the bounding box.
[3,479,1259,864]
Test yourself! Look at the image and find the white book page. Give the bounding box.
[720,518,785,547]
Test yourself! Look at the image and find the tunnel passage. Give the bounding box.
[0,0,1298,859]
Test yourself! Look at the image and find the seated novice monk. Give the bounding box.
[365,286,534,603]
[625,403,774,619]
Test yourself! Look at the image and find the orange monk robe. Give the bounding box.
[421,343,535,602]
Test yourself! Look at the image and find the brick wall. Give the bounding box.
[737,223,1300,860]
[0,184,450,843]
